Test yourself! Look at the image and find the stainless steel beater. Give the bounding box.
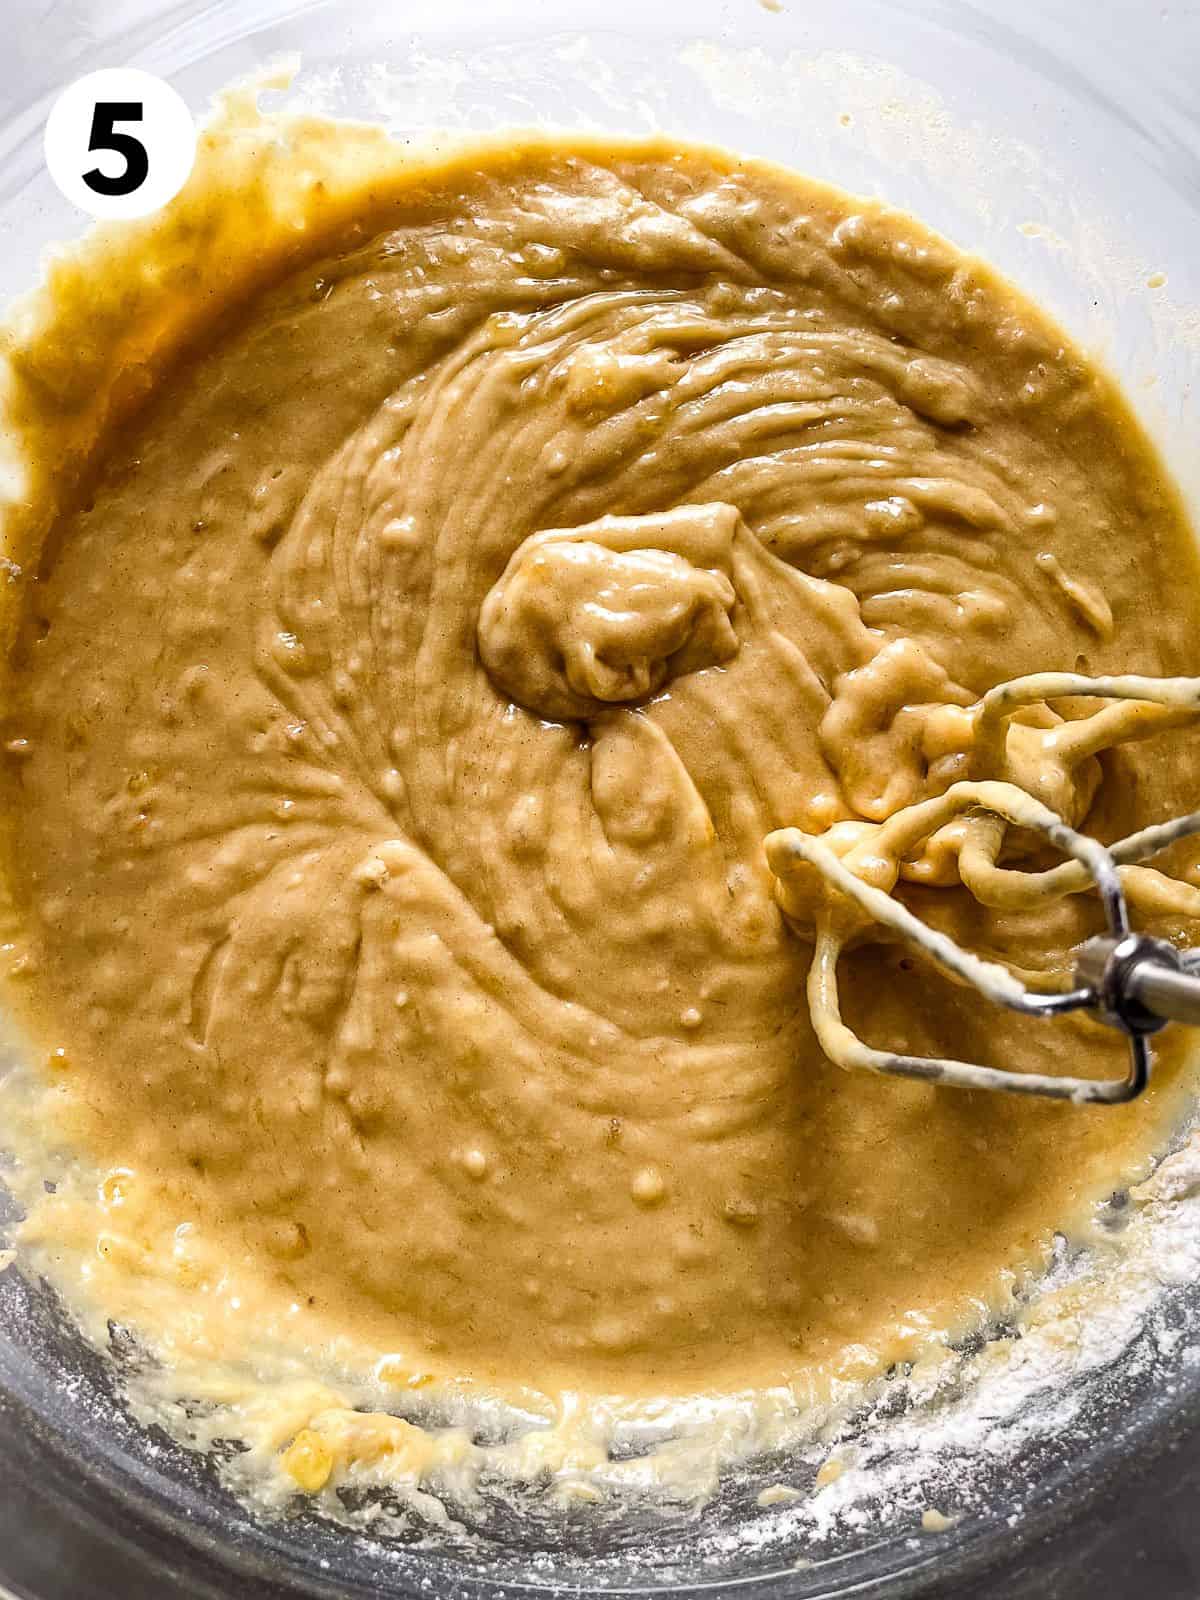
[765,673,1200,1105]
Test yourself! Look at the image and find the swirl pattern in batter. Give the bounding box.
[2,128,1199,1500]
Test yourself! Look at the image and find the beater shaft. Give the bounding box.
[1076,935,1200,1033]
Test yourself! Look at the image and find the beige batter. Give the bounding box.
[2,103,1199,1499]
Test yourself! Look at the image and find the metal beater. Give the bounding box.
[765,673,1200,1104]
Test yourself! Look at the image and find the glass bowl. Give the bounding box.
[2,1,1198,1594]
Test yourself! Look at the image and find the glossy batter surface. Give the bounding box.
[3,137,1200,1426]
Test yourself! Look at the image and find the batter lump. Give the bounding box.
[3,129,1200,1439]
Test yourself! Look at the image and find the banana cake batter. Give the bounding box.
[1,91,1198,1501]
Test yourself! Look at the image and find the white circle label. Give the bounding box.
[44,68,197,221]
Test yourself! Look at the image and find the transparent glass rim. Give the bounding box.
[2,1,1199,1594]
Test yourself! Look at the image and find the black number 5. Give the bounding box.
[83,101,149,197]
